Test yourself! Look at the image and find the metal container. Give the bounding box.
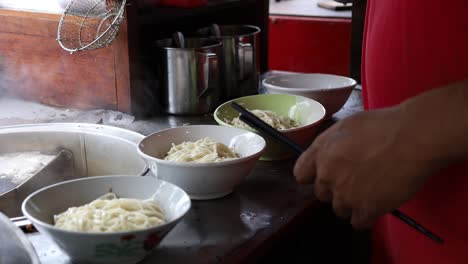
[0,123,147,217]
[155,38,222,115]
[0,212,40,264]
[197,25,261,100]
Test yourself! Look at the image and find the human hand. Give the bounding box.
[293,107,438,229]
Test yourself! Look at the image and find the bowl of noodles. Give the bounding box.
[21,175,191,264]
[137,125,266,200]
[214,94,326,160]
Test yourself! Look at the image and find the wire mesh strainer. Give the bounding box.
[57,0,127,53]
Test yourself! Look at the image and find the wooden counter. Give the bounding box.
[18,88,363,263]
[0,69,365,263]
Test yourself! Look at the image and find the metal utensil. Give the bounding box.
[173,31,185,48]
[0,212,40,264]
[230,101,444,244]
[0,150,75,217]
[155,38,222,114]
[0,123,148,217]
[211,24,222,37]
[197,25,261,100]
[57,0,127,53]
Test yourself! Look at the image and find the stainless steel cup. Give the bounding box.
[155,38,222,115]
[197,25,261,100]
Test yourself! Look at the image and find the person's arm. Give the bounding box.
[400,80,468,166]
[293,80,468,229]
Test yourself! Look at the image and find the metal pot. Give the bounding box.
[0,123,147,217]
[155,38,222,115]
[197,25,261,100]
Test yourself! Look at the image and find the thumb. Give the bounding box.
[293,146,317,184]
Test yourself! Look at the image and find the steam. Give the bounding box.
[0,56,135,127]
[0,56,64,106]
[0,57,5,96]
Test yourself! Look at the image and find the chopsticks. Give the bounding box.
[231,102,304,157]
[230,102,444,244]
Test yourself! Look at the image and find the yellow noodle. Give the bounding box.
[228,109,299,130]
[54,193,165,232]
[164,137,239,163]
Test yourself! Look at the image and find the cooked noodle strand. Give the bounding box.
[228,109,298,130]
[164,137,239,163]
[54,193,165,232]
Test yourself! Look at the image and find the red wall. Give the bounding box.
[268,15,351,76]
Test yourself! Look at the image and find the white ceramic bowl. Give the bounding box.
[137,125,266,200]
[263,73,357,118]
[22,176,191,264]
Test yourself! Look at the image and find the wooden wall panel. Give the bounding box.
[0,9,131,112]
[0,9,59,38]
[113,17,132,113]
[0,32,117,110]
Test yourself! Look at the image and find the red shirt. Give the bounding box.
[362,0,468,263]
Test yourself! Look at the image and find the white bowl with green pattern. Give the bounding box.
[22,176,190,264]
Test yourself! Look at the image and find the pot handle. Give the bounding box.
[197,52,218,98]
[237,42,253,80]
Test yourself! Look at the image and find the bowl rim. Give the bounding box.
[213,94,326,133]
[21,175,191,236]
[0,123,144,140]
[0,123,149,176]
[262,73,357,92]
[137,125,266,168]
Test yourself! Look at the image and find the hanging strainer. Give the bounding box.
[57,0,127,53]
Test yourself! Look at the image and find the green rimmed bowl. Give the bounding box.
[214,94,326,160]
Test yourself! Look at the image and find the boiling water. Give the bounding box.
[0,151,56,194]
